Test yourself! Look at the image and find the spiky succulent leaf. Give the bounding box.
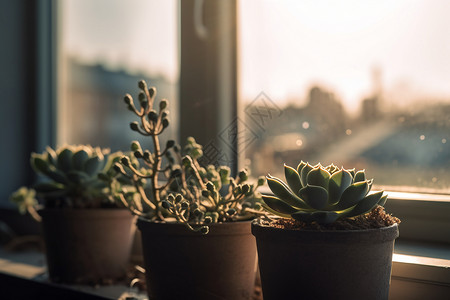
[46,147,57,166]
[266,175,309,209]
[347,168,356,179]
[296,161,307,175]
[328,169,353,205]
[298,185,328,210]
[354,170,366,183]
[378,194,388,206]
[261,195,299,215]
[343,191,385,218]
[31,155,49,175]
[334,180,369,210]
[284,164,303,196]
[300,163,314,187]
[306,167,330,189]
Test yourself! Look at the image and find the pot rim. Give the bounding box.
[137,218,254,236]
[251,218,399,244]
[39,208,134,219]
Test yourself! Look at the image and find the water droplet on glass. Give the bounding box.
[442,139,447,144]
[302,122,309,129]
[346,129,352,135]
[296,139,303,147]
[432,177,438,183]
[419,135,425,140]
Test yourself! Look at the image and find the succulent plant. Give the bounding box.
[262,161,387,224]
[112,80,265,233]
[10,145,125,218]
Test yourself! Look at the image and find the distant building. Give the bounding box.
[63,58,178,151]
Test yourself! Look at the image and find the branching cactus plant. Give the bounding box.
[262,161,388,224]
[10,145,124,221]
[112,80,265,234]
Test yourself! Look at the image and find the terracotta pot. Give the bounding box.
[252,220,399,300]
[137,219,257,300]
[39,208,135,284]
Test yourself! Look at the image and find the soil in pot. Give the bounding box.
[252,206,400,300]
[40,208,135,284]
[137,219,257,300]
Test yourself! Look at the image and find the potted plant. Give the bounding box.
[252,162,400,300]
[10,145,135,284]
[110,80,265,300]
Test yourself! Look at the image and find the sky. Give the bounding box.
[63,0,450,113]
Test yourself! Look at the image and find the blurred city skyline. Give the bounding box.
[63,0,450,114]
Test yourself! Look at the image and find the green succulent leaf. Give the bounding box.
[266,175,309,209]
[328,169,353,205]
[300,163,314,187]
[298,185,329,210]
[66,170,91,183]
[378,194,388,206]
[34,182,65,193]
[284,164,303,196]
[344,191,384,218]
[46,147,58,166]
[84,156,103,176]
[354,170,366,183]
[31,155,49,175]
[296,161,307,175]
[46,170,67,184]
[261,195,299,215]
[72,149,90,170]
[57,148,73,172]
[291,211,340,224]
[291,211,315,223]
[334,180,370,210]
[311,211,340,224]
[347,168,356,180]
[306,167,330,189]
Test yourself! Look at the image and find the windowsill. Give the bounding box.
[393,241,450,284]
[0,248,146,299]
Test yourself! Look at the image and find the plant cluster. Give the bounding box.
[111,80,265,233]
[10,145,124,220]
[262,162,387,224]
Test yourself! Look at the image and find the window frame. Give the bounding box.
[50,0,449,253]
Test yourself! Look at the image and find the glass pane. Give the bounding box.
[239,0,450,192]
[59,0,178,151]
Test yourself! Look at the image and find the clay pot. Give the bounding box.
[252,220,399,300]
[137,219,257,300]
[39,208,135,284]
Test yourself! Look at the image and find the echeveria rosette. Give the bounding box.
[261,161,387,224]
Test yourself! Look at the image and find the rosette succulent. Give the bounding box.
[10,145,125,215]
[262,161,387,224]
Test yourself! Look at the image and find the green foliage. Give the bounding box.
[112,80,265,233]
[262,162,387,224]
[9,187,38,214]
[11,145,126,213]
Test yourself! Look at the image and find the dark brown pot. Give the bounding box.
[137,219,257,300]
[252,220,399,300]
[39,208,135,284]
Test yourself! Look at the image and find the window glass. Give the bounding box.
[239,0,450,192]
[59,0,178,151]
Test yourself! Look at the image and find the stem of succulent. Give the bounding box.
[117,193,145,217]
[27,206,42,222]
